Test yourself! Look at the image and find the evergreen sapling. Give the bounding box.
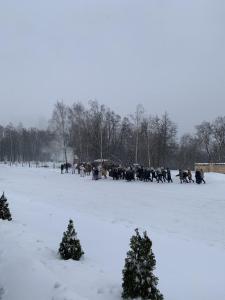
[59,219,84,260]
[0,193,12,221]
[122,228,163,300]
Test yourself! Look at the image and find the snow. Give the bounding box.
[0,165,225,300]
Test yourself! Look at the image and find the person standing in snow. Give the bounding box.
[92,167,99,180]
[162,167,167,182]
[156,167,164,183]
[176,169,184,183]
[60,164,64,174]
[150,168,157,182]
[195,169,202,184]
[102,167,107,179]
[200,169,206,184]
[80,165,85,177]
[166,167,173,183]
[187,169,194,183]
[65,163,69,173]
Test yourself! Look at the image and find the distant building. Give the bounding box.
[195,163,225,174]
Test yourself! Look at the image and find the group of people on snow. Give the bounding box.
[176,168,205,184]
[61,162,206,184]
[108,166,173,183]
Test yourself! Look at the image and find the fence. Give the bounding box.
[195,163,225,173]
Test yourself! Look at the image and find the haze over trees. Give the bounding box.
[1,100,225,168]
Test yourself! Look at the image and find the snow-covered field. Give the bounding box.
[0,165,225,300]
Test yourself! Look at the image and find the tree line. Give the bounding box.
[0,123,54,163]
[1,100,225,168]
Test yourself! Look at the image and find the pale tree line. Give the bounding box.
[0,124,54,164]
[1,101,225,169]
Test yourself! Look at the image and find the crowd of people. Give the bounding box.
[60,162,206,184]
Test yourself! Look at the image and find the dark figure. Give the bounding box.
[195,169,202,184]
[162,168,167,182]
[60,164,64,174]
[65,163,69,173]
[77,164,81,175]
[166,168,173,183]
[143,169,151,182]
[176,169,184,183]
[92,167,99,180]
[118,168,123,180]
[187,169,194,183]
[86,164,92,175]
[125,168,135,182]
[136,167,144,181]
[156,168,164,183]
[112,168,119,180]
[150,168,157,182]
[182,171,189,183]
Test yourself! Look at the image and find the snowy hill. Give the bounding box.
[0,165,225,300]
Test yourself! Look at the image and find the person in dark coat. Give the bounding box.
[92,167,99,180]
[182,170,189,183]
[112,168,119,180]
[125,167,135,182]
[65,163,69,173]
[195,169,202,184]
[162,168,167,182]
[176,169,184,183]
[150,168,157,182]
[166,168,173,183]
[60,164,64,174]
[143,168,151,182]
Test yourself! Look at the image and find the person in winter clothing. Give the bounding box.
[102,168,107,179]
[195,169,202,184]
[200,169,206,184]
[162,168,167,182]
[187,169,194,183]
[80,165,85,177]
[182,170,189,183]
[125,167,135,182]
[60,164,64,174]
[166,168,173,183]
[92,167,99,180]
[156,168,164,183]
[176,169,184,183]
[143,168,151,182]
[136,167,144,181]
[150,168,157,182]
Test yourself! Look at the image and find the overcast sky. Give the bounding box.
[0,0,225,134]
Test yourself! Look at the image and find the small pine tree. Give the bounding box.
[122,228,163,300]
[58,219,84,260]
[0,193,12,221]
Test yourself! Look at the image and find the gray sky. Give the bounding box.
[0,0,225,134]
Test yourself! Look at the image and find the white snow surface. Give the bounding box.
[0,165,225,300]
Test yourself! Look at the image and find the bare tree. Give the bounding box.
[212,116,225,162]
[132,104,144,164]
[50,101,69,163]
[196,121,213,163]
